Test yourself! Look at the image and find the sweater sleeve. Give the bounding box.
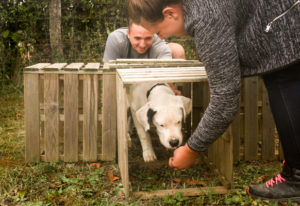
[187,10,242,152]
[103,30,128,63]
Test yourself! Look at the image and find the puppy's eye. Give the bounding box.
[160,124,164,127]
[177,121,181,124]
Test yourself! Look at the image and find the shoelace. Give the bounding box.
[265,174,286,188]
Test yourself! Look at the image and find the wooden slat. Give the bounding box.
[44,63,67,71]
[244,77,258,160]
[108,62,203,69]
[113,58,200,63]
[261,84,275,160]
[40,114,101,122]
[232,113,241,161]
[44,73,60,162]
[25,63,51,71]
[116,74,130,197]
[132,186,228,199]
[120,77,207,84]
[24,73,40,162]
[220,126,233,188]
[192,82,202,132]
[101,72,117,161]
[83,74,98,161]
[64,62,84,71]
[64,74,79,162]
[41,153,104,161]
[117,67,205,73]
[83,62,101,71]
[117,67,206,84]
[120,72,205,78]
[279,143,285,160]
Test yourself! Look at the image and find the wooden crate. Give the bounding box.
[193,77,281,161]
[24,62,116,162]
[111,59,233,198]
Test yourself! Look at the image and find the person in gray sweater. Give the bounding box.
[128,0,300,202]
[103,22,172,63]
[103,21,184,95]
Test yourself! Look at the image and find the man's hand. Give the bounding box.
[169,144,198,170]
[168,83,182,95]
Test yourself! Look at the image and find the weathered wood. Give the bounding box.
[64,62,84,71]
[112,58,200,63]
[262,84,275,160]
[115,61,235,198]
[25,63,51,71]
[118,67,205,73]
[220,127,233,188]
[49,0,62,58]
[192,82,202,132]
[279,143,285,160]
[132,186,228,199]
[108,62,203,69]
[232,113,241,161]
[101,71,117,161]
[83,74,98,161]
[44,63,67,71]
[40,153,103,162]
[83,62,101,71]
[44,73,60,162]
[116,74,130,197]
[24,73,40,162]
[244,77,258,160]
[117,67,206,84]
[23,62,280,165]
[40,113,101,122]
[64,74,79,162]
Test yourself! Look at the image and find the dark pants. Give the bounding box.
[262,62,300,169]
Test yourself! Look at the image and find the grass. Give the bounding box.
[0,82,298,206]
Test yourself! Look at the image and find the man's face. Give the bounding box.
[127,24,154,54]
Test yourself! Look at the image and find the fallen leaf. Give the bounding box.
[117,191,124,197]
[107,173,120,182]
[89,163,101,169]
[173,178,182,183]
[49,183,67,189]
[65,174,72,178]
[55,183,67,188]
[254,175,266,184]
[131,179,137,185]
[185,180,207,187]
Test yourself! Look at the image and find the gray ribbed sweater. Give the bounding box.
[184,0,300,152]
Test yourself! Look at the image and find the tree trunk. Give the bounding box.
[49,0,63,61]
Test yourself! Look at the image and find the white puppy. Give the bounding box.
[127,83,192,162]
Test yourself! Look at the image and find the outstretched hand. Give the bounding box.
[169,144,198,170]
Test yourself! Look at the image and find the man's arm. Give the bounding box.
[149,35,172,59]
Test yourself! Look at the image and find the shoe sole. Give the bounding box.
[247,187,300,203]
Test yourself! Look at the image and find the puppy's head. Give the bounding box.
[136,96,192,149]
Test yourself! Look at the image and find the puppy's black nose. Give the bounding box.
[169,139,179,147]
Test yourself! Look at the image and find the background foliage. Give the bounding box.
[0,0,196,87]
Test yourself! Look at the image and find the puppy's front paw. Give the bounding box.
[143,150,157,162]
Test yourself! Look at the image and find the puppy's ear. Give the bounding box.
[136,103,156,132]
[179,96,192,120]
